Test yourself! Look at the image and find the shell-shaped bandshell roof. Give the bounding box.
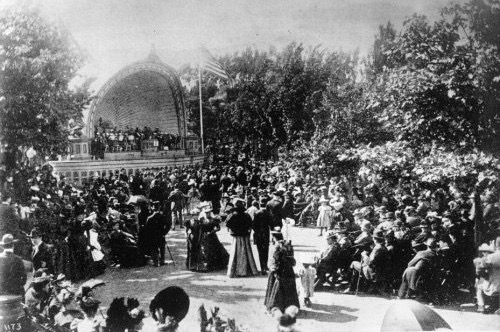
[86,54,186,138]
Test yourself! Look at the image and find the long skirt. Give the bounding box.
[264,274,300,312]
[187,232,229,272]
[227,236,258,278]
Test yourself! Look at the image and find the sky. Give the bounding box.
[1,0,464,78]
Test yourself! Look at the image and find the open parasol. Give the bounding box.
[380,300,452,331]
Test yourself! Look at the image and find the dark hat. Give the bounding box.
[373,229,385,240]
[80,296,101,310]
[273,190,284,197]
[0,234,18,247]
[28,227,42,238]
[259,196,270,206]
[334,222,348,233]
[325,231,337,240]
[271,231,284,241]
[150,286,190,323]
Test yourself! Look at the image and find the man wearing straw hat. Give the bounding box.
[0,233,27,296]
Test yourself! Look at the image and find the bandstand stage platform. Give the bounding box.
[49,50,205,185]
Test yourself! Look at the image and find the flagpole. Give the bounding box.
[199,64,205,154]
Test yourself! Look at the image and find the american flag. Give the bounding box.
[198,47,230,80]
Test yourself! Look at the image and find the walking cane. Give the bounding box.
[165,241,176,267]
[355,269,362,296]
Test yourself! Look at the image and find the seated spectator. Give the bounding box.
[398,237,439,300]
[475,237,500,313]
[313,231,339,288]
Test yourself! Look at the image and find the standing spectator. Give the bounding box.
[0,234,27,296]
[267,191,284,230]
[82,220,105,278]
[264,231,300,312]
[30,227,53,274]
[145,201,170,267]
[226,198,258,278]
[298,260,316,307]
[252,197,272,275]
[316,198,332,236]
[169,185,185,230]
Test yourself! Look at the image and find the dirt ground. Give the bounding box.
[89,224,499,332]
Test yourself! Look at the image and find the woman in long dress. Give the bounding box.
[185,205,229,272]
[226,198,258,277]
[264,231,300,312]
[316,198,332,236]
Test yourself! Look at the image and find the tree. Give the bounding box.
[0,9,90,169]
[365,1,500,152]
[181,44,345,158]
[368,21,397,78]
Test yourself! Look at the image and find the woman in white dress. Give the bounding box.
[316,198,332,236]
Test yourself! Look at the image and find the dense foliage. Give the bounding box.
[0,9,90,170]
[181,44,359,158]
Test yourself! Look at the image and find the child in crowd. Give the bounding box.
[317,198,332,236]
[297,260,316,307]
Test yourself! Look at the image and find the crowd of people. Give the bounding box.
[90,119,183,159]
[1,154,500,330]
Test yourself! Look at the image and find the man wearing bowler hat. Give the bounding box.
[313,231,340,288]
[252,196,272,275]
[145,201,170,267]
[398,237,439,299]
[266,190,284,230]
[0,234,27,296]
[29,227,53,274]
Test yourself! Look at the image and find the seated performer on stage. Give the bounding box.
[185,203,229,272]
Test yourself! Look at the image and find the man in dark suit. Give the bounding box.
[314,231,340,288]
[145,201,170,267]
[252,196,272,275]
[169,185,184,230]
[266,191,284,230]
[0,234,27,296]
[398,237,439,299]
[30,227,53,274]
[345,230,389,294]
